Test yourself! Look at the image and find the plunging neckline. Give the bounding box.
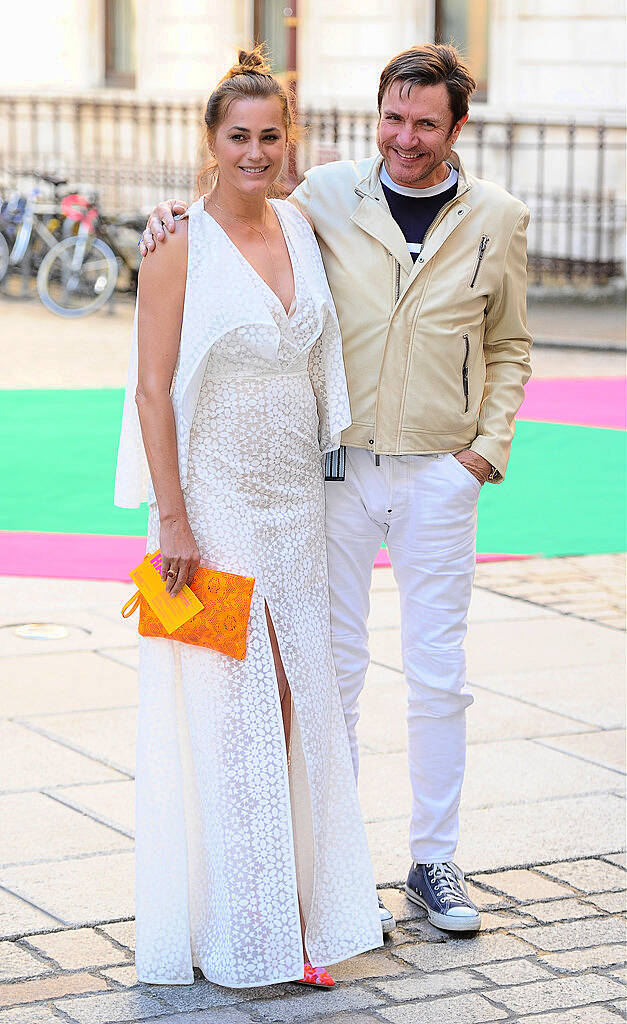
[201,196,298,319]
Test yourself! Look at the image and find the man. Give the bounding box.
[140,43,532,935]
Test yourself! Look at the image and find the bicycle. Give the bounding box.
[37,194,144,317]
[0,173,71,297]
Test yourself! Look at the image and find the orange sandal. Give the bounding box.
[294,961,335,987]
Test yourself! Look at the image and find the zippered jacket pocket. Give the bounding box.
[462,334,470,412]
[469,235,490,288]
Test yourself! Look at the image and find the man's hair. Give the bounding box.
[378,43,476,127]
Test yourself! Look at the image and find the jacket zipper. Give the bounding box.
[462,334,470,412]
[394,259,401,302]
[469,235,490,288]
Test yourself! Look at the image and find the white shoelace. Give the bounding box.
[427,862,470,907]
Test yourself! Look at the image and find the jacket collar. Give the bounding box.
[350,151,472,274]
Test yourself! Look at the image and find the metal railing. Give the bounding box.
[301,111,626,287]
[1,94,624,287]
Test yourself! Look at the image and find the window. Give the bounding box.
[254,0,289,74]
[435,0,488,101]
[105,0,136,88]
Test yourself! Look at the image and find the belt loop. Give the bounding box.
[375,455,380,467]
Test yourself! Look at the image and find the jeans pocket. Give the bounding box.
[446,453,482,492]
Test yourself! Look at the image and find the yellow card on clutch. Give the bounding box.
[129,551,203,634]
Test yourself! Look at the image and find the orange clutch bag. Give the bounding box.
[122,552,255,660]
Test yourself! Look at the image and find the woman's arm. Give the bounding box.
[135,220,200,595]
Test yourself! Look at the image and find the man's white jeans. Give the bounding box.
[325,446,480,864]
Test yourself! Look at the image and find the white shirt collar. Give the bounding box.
[380,161,458,198]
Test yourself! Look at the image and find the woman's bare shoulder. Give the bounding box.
[139,217,188,291]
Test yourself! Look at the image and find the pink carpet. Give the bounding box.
[1,531,532,581]
[518,376,626,430]
[0,531,146,583]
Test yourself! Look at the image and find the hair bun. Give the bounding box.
[224,47,271,80]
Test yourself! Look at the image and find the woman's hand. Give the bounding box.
[139,199,189,257]
[159,514,201,596]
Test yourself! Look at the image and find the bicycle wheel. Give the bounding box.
[0,231,9,283]
[37,235,118,317]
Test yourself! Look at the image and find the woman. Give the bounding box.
[114,49,382,990]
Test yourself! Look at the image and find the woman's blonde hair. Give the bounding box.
[197,46,298,196]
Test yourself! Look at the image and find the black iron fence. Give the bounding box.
[1,94,624,287]
[302,111,626,287]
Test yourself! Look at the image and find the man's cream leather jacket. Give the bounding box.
[290,152,532,479]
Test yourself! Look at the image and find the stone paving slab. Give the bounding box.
[537,858,627,893]
[24,926,133,970]
[538,943,626,972]
[370,967,484,1000]
[523,897,603,922]
[467,587,561,623]
[515,1009,623,1024]
[0,939,51,980]
[143,1007,256,1024]
[18,707,137,775]
[471,958,554,985]
[327,952,413,981]
[151,980,293,1014]
[0,888,61,939]
[0,1007,72,1024]
[467,686,592,744]
[475,663,626,730]
[0,971,109,1008]
[391,933,535,971]
[377,991,509,1023]
[244,985,386,1021]
[604,852,627,868]
[0,576,133,616]
[296,1015,387,1024]
[471,868,580,903]
[0,851,135,927]
[1,720,125,792]
[462,738,625,808]
[49,779,135,837]
[585,891,627,913]
[54,989,171,1023]
[98,920,135,951]
[0,651,137,717]
[456,793,626,874]
[536,728,626,773]
[512,916,627,951]
[0,792,132,867]
[493,973,626,1015]
[466,617,626,678]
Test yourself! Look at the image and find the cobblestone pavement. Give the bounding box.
[474,554,627,631]
[1,552,625,1023]
[1,855,626,1024]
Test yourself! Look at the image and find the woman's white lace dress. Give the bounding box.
[118,198,382,988]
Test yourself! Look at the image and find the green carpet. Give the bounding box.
[1,389,625,556]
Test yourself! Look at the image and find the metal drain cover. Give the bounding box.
[13,623,70,640]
